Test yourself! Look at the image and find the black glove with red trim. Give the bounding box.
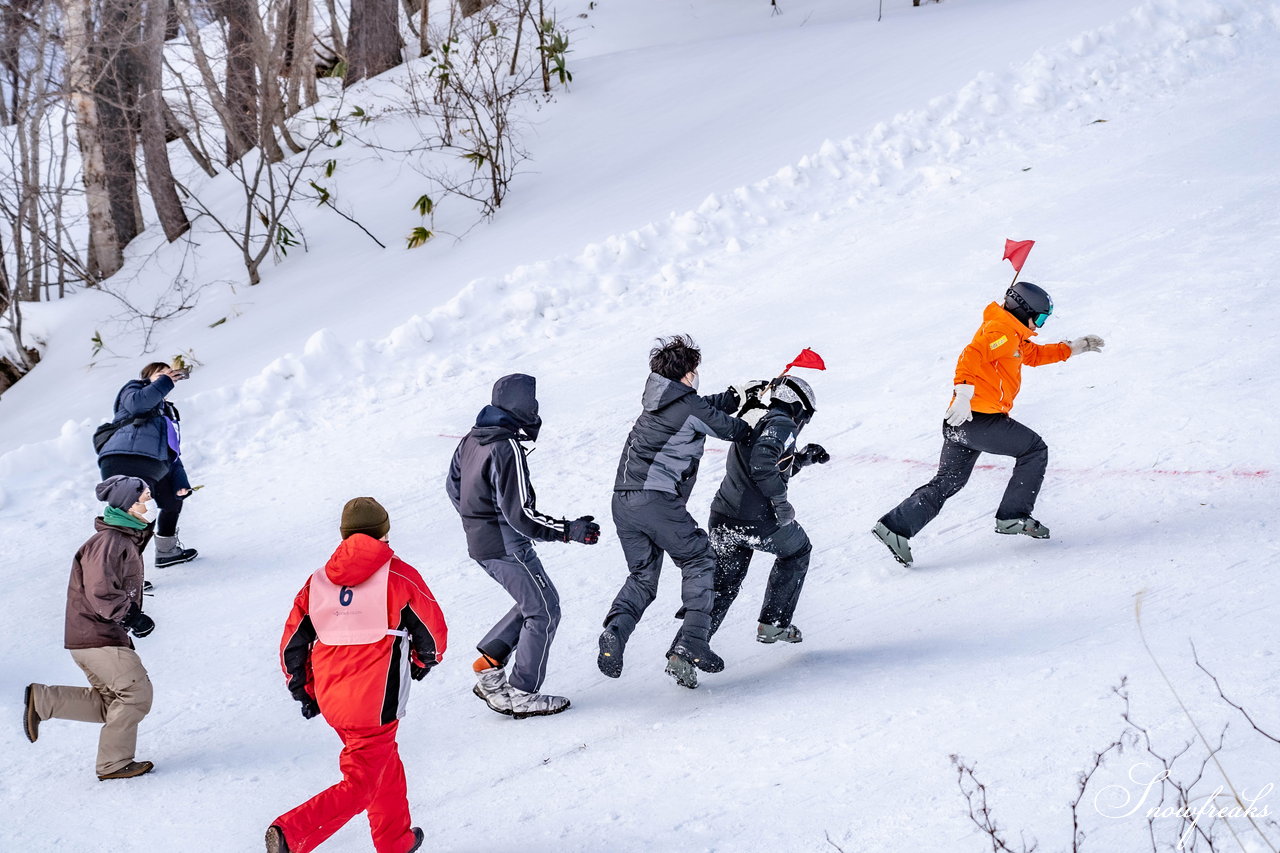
[565,515,600,545]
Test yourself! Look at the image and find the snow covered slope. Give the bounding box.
[4,0,1280,850]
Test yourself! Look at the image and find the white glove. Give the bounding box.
[1069,335,1105,355]
[731,379,770,413]
[944,384,975,427]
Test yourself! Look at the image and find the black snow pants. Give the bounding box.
[879,413,1048,539]
[604,490,716,647]
[99,453,184,537]
[707,512,812,638]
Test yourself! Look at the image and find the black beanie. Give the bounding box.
[341,497,390,540]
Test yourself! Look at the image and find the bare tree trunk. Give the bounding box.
[138,0,189,241]
[323,0,346,67]
[63,0,123,279]
[346,0,403,88]
[280,0,317,113]
[221,0,260,162]
[96,0,144,247]
[171,0,254,161]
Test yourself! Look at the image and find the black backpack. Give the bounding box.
[92,412,143,455]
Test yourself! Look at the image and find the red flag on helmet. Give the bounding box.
[782,348,826,374]
[1003,239,1035,273]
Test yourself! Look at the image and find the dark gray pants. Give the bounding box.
[604,490,716,646]
[880,413,1048,538]
[707,513,812,638]
[476,545,560,693]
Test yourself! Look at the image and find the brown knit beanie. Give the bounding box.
[340,497,390,540]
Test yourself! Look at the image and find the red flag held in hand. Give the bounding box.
[783,348,826,373]
[1003,239,1035,273]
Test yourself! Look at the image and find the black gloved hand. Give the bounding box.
[565,515,601,545]
[410,661,433,681]
[771,498,796,527]
[120,604,156,638]
[796,443,831,468]
[299,697,322,720]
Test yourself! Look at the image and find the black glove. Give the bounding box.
[299,696,322,719]
[565,515,601,545]
[795,443,831,468]
[120,604,155,638]
[410,661,433,681]
[771,498,796,527]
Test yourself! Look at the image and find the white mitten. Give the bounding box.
[944,384,975,426]
[1068,335,1105,355]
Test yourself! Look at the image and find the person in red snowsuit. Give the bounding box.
[267,497,447,853]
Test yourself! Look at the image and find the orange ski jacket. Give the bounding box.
[280,534,447,729]
[953,302,1072,414]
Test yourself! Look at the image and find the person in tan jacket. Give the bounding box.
[24,475,159,780]
[871,281,1105,567]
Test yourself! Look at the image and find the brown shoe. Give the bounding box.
[97,760,154,781]
[265,825,290,853]
[23,684,39,743]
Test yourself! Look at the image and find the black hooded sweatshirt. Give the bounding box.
[446,374,567,560]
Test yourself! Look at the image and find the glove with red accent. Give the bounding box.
[565,515,600,544]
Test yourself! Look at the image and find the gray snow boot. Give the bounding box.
[507,688,570,719]
[665,654,699,690]
[871,521,913,567]
[472,667,513,717]
[757,623,803,644]
[994,517,1050,539]
[154,533,198,568]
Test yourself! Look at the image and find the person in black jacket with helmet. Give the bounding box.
[597,335,757,689]
[707,376,830,648]
[446,374,599,719]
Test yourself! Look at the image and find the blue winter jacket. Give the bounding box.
[98,376,189,489]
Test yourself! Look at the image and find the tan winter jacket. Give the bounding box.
[64,518,151,650]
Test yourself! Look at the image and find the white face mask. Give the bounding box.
[689,371,700,391]
[139,500,159,524]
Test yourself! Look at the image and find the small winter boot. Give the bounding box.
[665,654,699,689]
[472,663,513,717]
[507,688,570,719]
[994,517,1050,539]
[597,625,626,678]
[871,521,913,567]
[757,623,803,644]
[154,533,198,568]
[23,683,40,743]
[408,827,425,852]
[98,760,154,781]
[265,825,291,853]
[671,613,724,674]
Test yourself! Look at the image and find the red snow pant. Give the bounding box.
[274,721,414,853]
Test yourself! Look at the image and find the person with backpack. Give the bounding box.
[97,362,197,569]
[706,376,830,648]
[871,281,1105,566]
[23,475,159,781]
[596,335,757,689]
[446,374,600,719]
[267,497,446,853]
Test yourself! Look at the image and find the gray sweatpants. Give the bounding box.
[604,490,716,646]
[880,413,1049,538]
[31,646,153,776]
[476,545,561,693]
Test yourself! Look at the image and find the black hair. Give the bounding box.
[649,335,701,381]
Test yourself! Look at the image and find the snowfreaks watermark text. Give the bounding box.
[1093,763,1274,849]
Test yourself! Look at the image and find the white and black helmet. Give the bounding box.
[767,375,817,418]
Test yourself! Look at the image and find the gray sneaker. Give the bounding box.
[665,654,698,689]
[757,623,802,644]
[871,521,913,566]
[472,667,512,716]
[995,517,1050,539]
[507,688,570,719]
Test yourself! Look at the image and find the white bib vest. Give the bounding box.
[309,561,407,646]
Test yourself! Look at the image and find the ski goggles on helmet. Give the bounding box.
[1033,305,1053,328]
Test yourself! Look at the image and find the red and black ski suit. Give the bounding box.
[275,534,447,853]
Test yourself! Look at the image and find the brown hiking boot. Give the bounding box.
[98,760,154,781]
[23,684,40,743]
[265,825,290,853]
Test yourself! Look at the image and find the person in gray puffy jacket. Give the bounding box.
[446,374,599,719]
[597,335,757,689]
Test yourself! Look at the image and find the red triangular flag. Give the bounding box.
[1003,239,1035,273]
[784,348,826,372]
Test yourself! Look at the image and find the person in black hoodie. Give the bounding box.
[707,376,830,648]
[597,335,757,689]
[446,374,599,719]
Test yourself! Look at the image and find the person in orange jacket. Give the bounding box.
[267,497,447,853]
[871,282,1104,566]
